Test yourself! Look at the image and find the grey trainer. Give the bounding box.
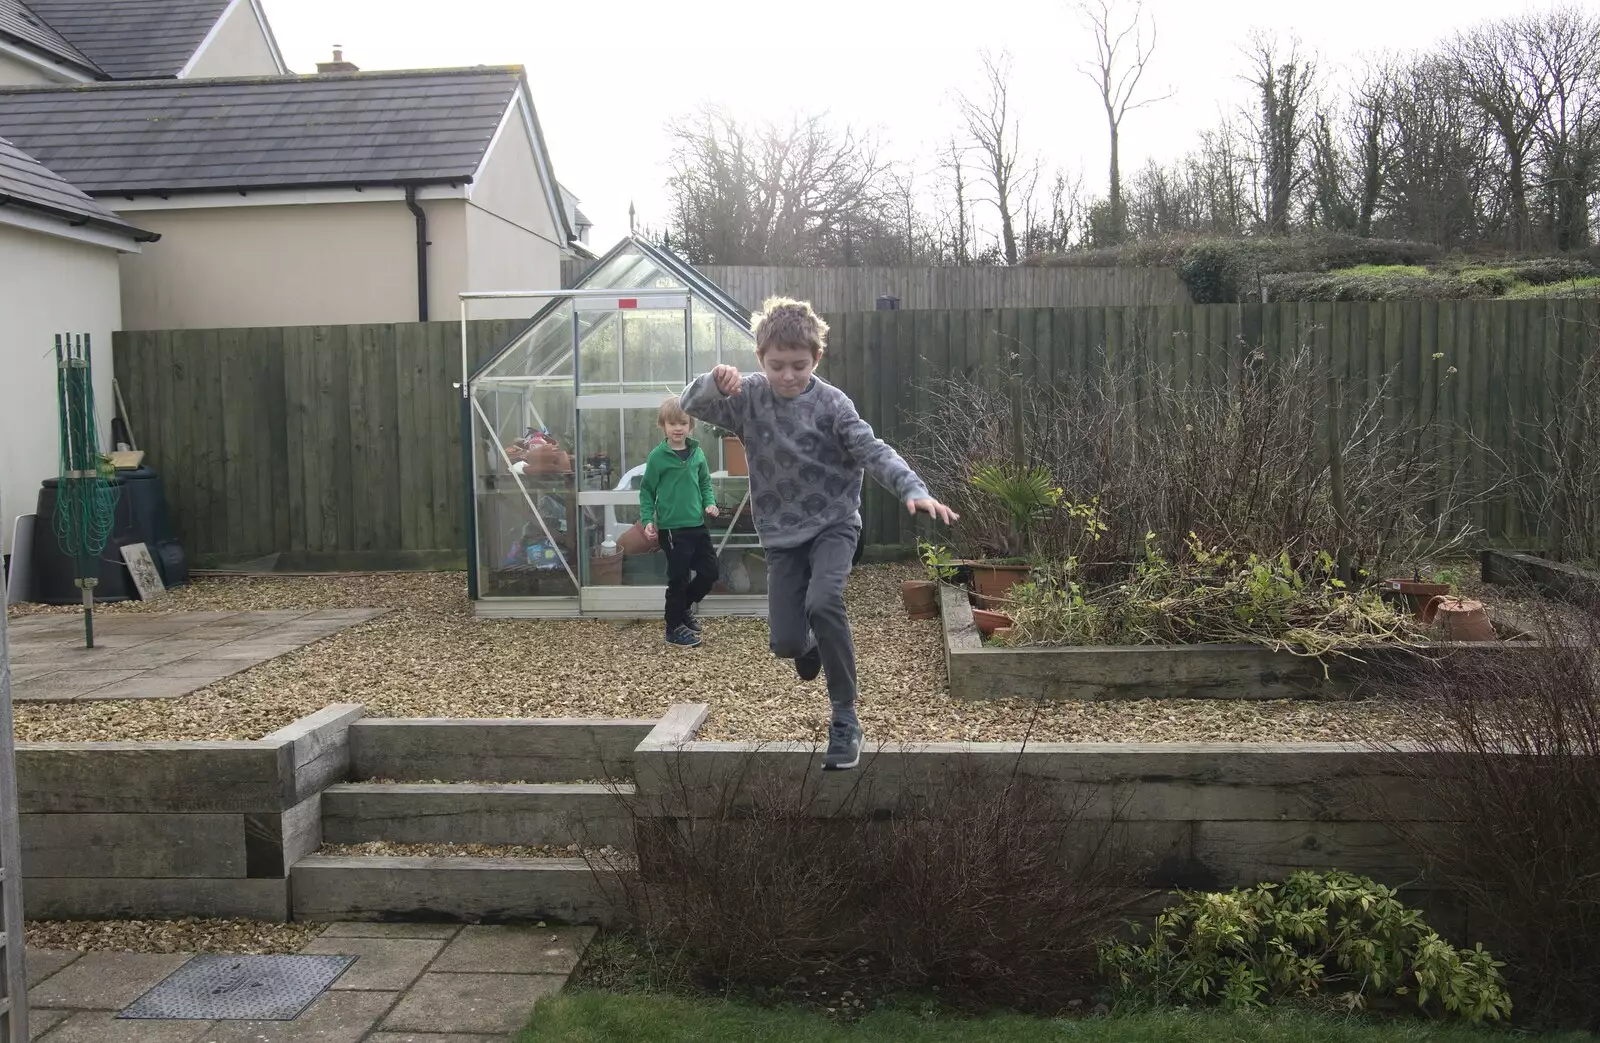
[822,719,863,771]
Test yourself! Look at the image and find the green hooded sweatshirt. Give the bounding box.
[639,437,715,530]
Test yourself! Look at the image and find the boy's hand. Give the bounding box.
[712,364,741,395]
[907,497,959,526]
[644,522,657,541]
[704,505,720,518]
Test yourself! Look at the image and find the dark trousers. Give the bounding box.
[662,526,719,630]
[766,521,861,719]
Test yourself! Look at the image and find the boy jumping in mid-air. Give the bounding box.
[641,398,720,648]
[681,298,956,770]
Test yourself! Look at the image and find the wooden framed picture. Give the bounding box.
[120,542,166,601]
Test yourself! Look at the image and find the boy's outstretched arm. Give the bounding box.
[837,404,959,526]
[679,365,746,434]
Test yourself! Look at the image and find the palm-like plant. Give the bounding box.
[970,463,1062,559]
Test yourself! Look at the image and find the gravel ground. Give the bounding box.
[25,919,323,954]
[9,566,1419,744]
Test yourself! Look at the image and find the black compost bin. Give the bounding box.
[29,467,189,605]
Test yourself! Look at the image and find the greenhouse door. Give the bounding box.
[573,293,695,614]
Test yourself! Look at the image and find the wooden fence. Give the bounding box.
[112,321,522,568]
[114,301,1600,564]
[561,260,1192,310]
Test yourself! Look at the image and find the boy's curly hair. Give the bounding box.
[752,297,828,358]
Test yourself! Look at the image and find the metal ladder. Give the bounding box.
[0,489,29,1042]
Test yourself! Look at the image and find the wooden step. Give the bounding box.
[290,854,622,925]
[320,782,636,849]
[347,718,656,783]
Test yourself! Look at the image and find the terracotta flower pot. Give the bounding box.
[722,436,748,477]
[902,579,938,619]
[587,552,623,586]
[1424,595,1496,642]
[616,522,659,556]
[522,444,571,475]
[1380,578,1453,617]
[971,607,1013,636]
[969,562,1031,607]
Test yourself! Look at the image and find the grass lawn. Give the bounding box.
[518,991,1599,1043]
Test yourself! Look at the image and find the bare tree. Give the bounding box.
[1451,21,1545,249]
[934,138,974,264]
[665,106,899,265]
[1520,5,1600,251]
[1243,33,1320,234]
[1075,0,1172,244]
[1347,58,1403,239]
[957,51,1036,264]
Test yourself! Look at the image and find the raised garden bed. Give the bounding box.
[1481,548,1600,605]
[938,585,1534,702]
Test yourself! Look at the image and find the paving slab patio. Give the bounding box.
[23,921,587,1042]
[10,609,387,703]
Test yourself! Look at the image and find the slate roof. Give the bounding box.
[0,68,526,195]
[17,0,231,79]
[0,135,154,240]
[0,0,100,77]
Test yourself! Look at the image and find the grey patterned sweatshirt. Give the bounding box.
[680,372,929,550]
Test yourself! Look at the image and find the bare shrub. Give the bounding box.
[584,747,1151,1013]
[1499,337,1600,565]
[865,771,1148,1011]
[1364,592,1600,1029]
[905,342,1476,578]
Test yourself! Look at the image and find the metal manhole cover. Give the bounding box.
[119,954,355,1021]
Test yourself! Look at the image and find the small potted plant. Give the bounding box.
[903,541,959,619]
[1379,568,1458,618]
[708,424,747,477]
[966,462,1060,605]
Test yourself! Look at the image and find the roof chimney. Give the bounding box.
[317,45,360,74]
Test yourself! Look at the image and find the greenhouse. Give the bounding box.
[464,236,765,618]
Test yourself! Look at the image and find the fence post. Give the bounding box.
[1327,374,1352,584]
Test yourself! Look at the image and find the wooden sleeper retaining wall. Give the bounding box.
[15,704,362,920]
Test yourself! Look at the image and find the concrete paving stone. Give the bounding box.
[430,926,594,976]
[298,936,445,992]
[64,649,202,671]
[107,619,212,636]
[27,1007,73,1039]
[134,639,232,657]
[12,670,142,701]
[27,952,194,1010]
[41,1012,215,1043]
[8,663,63,683]
[317,924,461,941]
[78,674,209,701]
[194,990,397,1043]
[191,644,302,662]
[366,1035,505,1043]
[25,948,82,987]
[144,660,246,682]
[179,627,278,644]
[6,646,115,666]
[379,973,562,1036]
[58,632,161,651]
[227,611,314,624]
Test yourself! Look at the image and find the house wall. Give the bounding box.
[0,51,65,86]
[183,0,281,78]
[0,223,122,555]
[116,200,470,330]
[461,100,563,319]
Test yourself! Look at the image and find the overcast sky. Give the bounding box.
[260,0,1547,251]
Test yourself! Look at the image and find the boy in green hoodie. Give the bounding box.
[641,398,721,647]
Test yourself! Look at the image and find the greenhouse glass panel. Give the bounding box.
[465,236,764,618]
